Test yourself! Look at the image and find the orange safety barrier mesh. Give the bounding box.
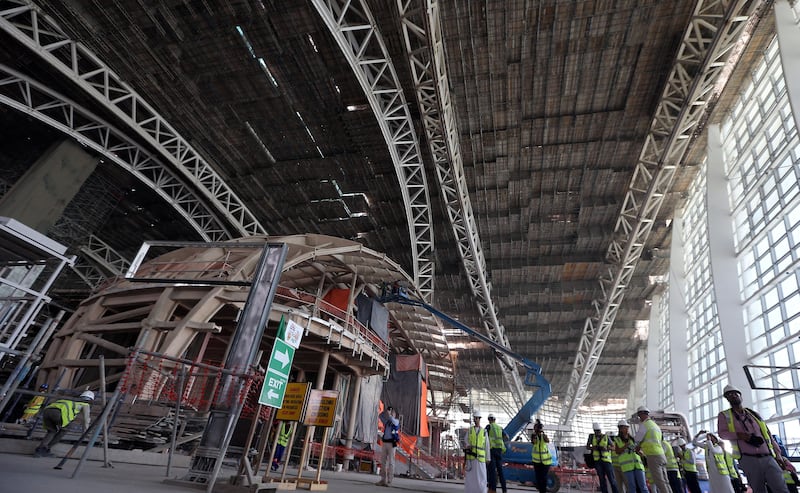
[118,353,255,411]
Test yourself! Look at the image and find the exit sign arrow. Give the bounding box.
[275,348,290,368]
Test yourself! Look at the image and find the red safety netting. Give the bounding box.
[118,353,256,411]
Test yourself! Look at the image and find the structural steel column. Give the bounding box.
[775,0,800,133]
[706,125,752,397]
[0,140,97,234]
[668,215,690,417]
[343,373,363,471]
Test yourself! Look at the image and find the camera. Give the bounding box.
[746,434,765,447]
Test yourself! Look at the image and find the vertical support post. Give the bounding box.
[99,355,111,468]
[343,373,362,471]
[167,364,186,477]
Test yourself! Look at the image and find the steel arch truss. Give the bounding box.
[311,0,435,302]
[0,65,231,241]
[560,0,764,424]
[397,0,525,406]
[0,0,265,237]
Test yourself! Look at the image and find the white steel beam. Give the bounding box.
[311,0,435,302]
[0,0,265,238]
[397,0,526,407]
[79,234,131,277]
[559,0,766,425]
[0,64,230,241]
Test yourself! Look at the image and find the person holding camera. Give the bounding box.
[377,406,400,486]
[531,420,552,493]
[717,384,788,493]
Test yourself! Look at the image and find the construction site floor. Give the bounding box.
[0,451,596,493]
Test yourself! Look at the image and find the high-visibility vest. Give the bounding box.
[612,436,624,466]
[21,396,45,419]
[639,419,663,456]
[468,427,487,463]
[784,470,796,485]
[682,448,698,473]
[278,424,291,446]
[709,447,730,476]
[487,422,506,452]
[616,436,644,472]
[44,399,88,428]
[531,436,552,465]
[721,408,775,460]
[590,434,613,463]
[663,440,681,476]
[723,451,738,479]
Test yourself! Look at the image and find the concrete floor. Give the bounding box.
[0,452,473,493]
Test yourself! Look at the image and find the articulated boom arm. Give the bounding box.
[379,292,551,440]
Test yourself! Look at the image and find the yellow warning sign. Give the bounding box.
[276,382,311,421]
[302,389,339,427]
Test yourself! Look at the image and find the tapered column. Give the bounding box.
[668,215,690,416]
[343,373,363,471]
[775,0,800,132]
[0,140,97,234]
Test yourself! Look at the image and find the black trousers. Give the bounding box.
[684,471,702,493]
[38,408,67,450]
[534,463,550,493]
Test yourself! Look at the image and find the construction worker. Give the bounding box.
[717,383,788,493]
[462,409,489,493]
[530,420,552,493]
[723,448,745,493]
[18,383,48,424]
[33,390,94,457]
[587,422,620,493]
[485,413,509,493]
[662,439,683,493]
[634,406,670,493]
[612,420,629,493]
[271,421,292,471]
[695,432,734,493]
[613,420,648,493]
[675,438,702,493]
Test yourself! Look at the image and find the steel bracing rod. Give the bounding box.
[0,0,265,237]
[397,0,525,407]
[71,257,108,291]
[559,0,763,425]
[0,64,230,241]
[79,234,131,277]
[311,0,435,302]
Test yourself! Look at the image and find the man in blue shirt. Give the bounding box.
[377,406,400,486]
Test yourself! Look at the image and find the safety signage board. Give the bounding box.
[283,319,304,349]
[302,389,339,427]
[258,337,295,408]
[276,382,311,421]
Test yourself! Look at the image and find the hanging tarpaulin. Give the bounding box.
[382,353,428,436]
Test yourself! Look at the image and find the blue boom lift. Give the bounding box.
[379,289,560,492]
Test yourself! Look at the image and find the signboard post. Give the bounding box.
[258,337,296,408]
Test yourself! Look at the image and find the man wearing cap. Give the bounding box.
[587,422,620,493]
[717,383,788,493]
[33,389,94,457]
[675,438,702,493]
[377,406,400,486]
[531,420,552,493]
[485,413,509,493]
[462,410,490,493]
[634,406,670,493]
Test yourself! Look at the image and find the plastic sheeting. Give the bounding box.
[382,354,428,437]
[340,374,383,446]
[356,294,389,342]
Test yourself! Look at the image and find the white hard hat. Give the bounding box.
[723,384,741,395]
[618,419,629,427]
[473,409,482,418]
[592,422,601,430]
[636,405,650,414]
[487,413,495,419]
[675,438,687,446]
[80,390,95,401]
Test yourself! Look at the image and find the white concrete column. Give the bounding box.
[646,298,660,408]
[706,124,752,398]
[343,374,363,471]
[775,0,800,132]
[668,214,690,417]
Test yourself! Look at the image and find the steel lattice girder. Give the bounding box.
[0,64,231,241]
[0,0,265,238]
[559,0,765,425]
[310,0,435,302]
[79,234,131,277]
[397,0,526,407]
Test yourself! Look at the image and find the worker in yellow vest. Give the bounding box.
[33,390,94,457]
[676,438,702,493]
[781,457,798,493]
[485,414,509,493]
[271,421,292,471]
[462,409,489,493]
[18,384,48,424]
[694,432,734,493]
[614,419,649,493]
[588,422,621,493]
[662,439,683,493]
[634,406,671,493]
[531,420,552,493]
[716,384,788,493]
[612,421,629,493]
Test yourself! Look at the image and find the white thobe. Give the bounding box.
[462,426,490,493]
